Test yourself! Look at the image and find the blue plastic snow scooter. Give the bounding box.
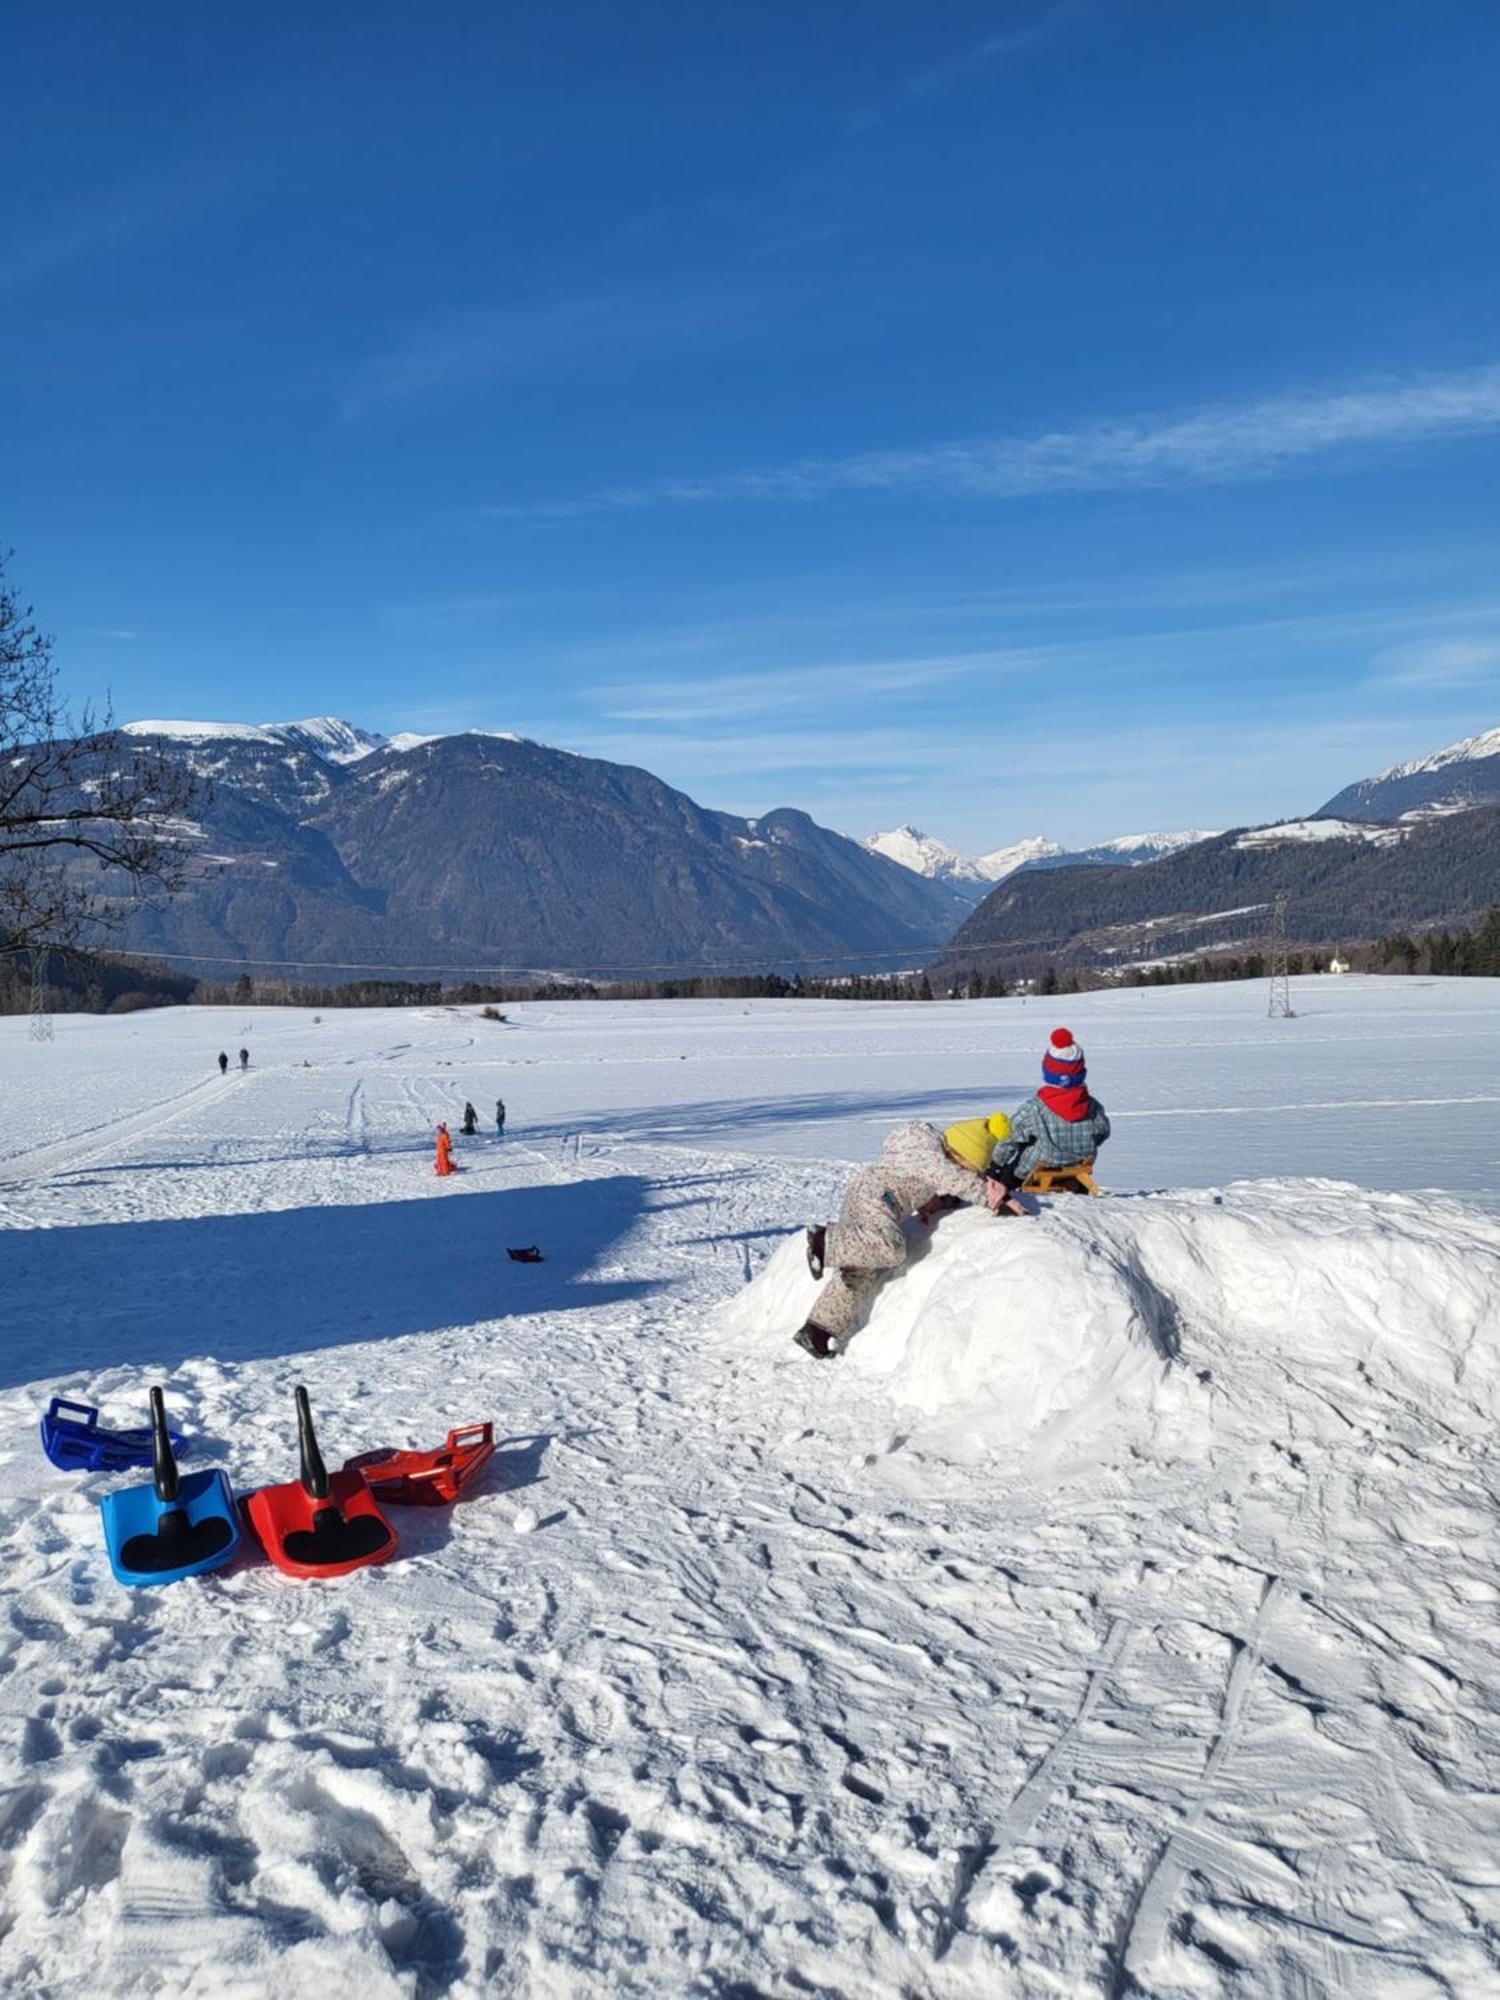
[100,1387,240,1588]
[40,1395,187,1473]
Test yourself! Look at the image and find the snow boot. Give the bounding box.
[805,1225,826,1279]
[794,1322,840,1361]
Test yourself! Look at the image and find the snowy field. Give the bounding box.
[2,977,1499,1997]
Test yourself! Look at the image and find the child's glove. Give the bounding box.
[918,1195,963,1226]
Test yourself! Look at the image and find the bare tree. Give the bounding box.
[1,550,203,957]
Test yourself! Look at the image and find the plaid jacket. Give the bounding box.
[990,1093,1111,1176]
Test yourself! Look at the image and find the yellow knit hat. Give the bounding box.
[943,1112,1011,1170]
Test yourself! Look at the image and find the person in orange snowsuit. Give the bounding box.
[434,1123,455,1177]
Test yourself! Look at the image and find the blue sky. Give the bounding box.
[4,0,1499,849]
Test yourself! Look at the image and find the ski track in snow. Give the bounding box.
[1,983,1499,1997]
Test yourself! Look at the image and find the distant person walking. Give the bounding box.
[434,1124,456,1177]
[238,1048,249,1071]
[495,1098,506,1137]
[461,1101,479,1136]
[217,1051,229,1076]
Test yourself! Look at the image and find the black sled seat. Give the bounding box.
[100,1387,240,1588]
[245,1387,397,1580]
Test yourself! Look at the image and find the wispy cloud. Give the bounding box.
[905,1,1087,101]
[0,142,267,299]
[1370,636,1500,690]
[89,627,139,642]
[484,361,1500,521]
[590,650,1047,724]
[342,287,731,421]
[847,2,1087,129]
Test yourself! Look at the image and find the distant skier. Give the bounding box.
[495,1098,506,1137]
[461,1101,479,1136]
[217,1051,229,1076]
[238,1048,249,1071]
[796,1113,1021,1361]
[986,1028,1111,1197]
[434,1124,456,1177]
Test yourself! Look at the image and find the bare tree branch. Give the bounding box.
[0,548,205,957]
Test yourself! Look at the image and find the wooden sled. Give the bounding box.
[1024,1158,1100,1197]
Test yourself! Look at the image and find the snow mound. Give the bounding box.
[722,1181,1500,1471]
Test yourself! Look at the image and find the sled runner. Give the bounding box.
[346,1422,495,1506]
[41,1395,187,1473]
[1024,1159,1101,1197]
[100,1387,240,1588]
[245,1386,397,1579]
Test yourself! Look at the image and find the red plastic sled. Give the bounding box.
[346,1422,495,1507]
[245,1387,397,1579]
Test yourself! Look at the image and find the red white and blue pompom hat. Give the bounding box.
[1042,1027,1086,1087]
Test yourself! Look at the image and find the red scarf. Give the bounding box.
[1038,1083,1091,1123]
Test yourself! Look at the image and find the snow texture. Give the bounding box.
[1234,817,1406,850]
[1372,722,1500,781]
[2,979,1500,1996]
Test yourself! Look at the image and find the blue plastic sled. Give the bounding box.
[40,1396,187,1473]
[100,1388,240,1589]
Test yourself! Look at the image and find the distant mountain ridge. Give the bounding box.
[99,720,971,978]
[865,823,1217,903]
[933,804,1500,983]
[1318,724,1500,824]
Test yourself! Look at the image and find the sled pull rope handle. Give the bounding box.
[149,1385,180,1505]
[295,1385,329,1501]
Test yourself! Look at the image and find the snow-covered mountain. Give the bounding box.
[104,721,971,977]
[1318,724,1500,822]
[862,826,1063,891]
[865,823,1216,899]
[1024,829,1220,871]
[123,715,391,763]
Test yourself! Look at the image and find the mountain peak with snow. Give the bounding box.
[864,826,1063,891]
[1371,724,1500,783]
[866,824,1216,897]
[122,715,389,762]
[1318,724,1500,823]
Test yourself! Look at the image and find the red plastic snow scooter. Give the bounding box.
[245,1386,397,1579]
[346,1422,495,1507]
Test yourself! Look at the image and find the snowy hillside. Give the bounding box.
[3,979,1500,1996]
[1318,721,1500,822]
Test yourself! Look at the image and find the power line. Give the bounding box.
[94,936,960,981]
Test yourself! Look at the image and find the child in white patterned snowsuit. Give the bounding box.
[796,1116,1019,1359]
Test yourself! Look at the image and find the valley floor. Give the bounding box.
[1,979,1498,1997]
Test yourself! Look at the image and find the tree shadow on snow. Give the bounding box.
[2,1177,659,1391]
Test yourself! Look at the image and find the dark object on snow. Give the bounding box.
[218,1051,228,1074]
[507,1244,543,1263]
[347,1422,496,1506]
[239,1048,249,1070]
[495,1099,506,1133]
[461,1101,479,1135]
[100,1387,240,1588]
[41,1395,188,1473]
[245,1386,397,1579]
[805,1225,826,1279]
[794,1322,840,1361]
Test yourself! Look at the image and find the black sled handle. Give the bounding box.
[149,1385,180,1505]
[295,1385,330,1500]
